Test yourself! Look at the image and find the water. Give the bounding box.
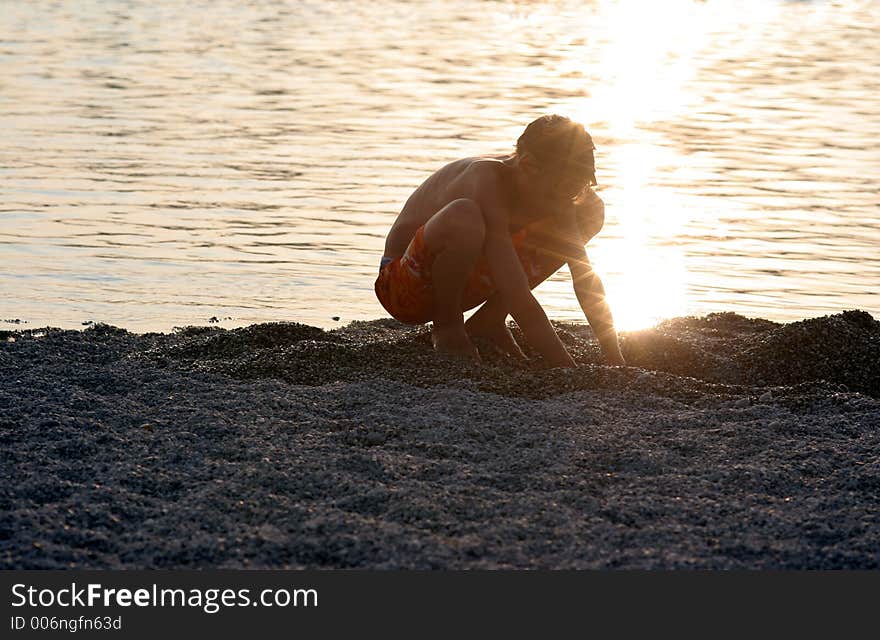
[1,0,878,332]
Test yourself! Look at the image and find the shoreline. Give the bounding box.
[2,310,879,568]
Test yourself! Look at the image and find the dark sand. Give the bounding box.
[1,310,878,569]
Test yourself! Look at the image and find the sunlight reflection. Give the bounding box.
[581,1,707,136]
[603,252,688,332]
[4,0,876,331]
[550,1,720,330]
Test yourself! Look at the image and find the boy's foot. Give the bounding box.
[431,324,482,363]
[465,320,526,360]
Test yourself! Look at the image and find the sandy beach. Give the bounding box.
[1,310,878,569]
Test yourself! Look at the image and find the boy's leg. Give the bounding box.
[465,292,528,358]
[465,238,566,357]
[466,193,603,356]
[422,198,487,361]
[465,255,565,358]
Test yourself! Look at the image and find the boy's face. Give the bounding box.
[526,157,593,208]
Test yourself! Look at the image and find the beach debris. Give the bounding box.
[83,323,129,336]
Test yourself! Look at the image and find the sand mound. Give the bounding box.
[736,310,880,396]
[137,310,879,399]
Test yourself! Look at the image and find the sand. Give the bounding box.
[1,310,878,569]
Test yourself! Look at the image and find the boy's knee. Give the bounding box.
[576,192,604,242]
[578,189,604,215]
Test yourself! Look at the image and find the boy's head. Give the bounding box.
[515,114,597,203]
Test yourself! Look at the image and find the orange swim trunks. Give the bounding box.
[374,225,551,325]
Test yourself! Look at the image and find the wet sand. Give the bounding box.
[1,310,879,568]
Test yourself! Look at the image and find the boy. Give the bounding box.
[375,115,625,368]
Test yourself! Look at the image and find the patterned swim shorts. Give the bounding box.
[374,225,551,325]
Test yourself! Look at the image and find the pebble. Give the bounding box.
[759,391,772,403]
[734,398,750,408]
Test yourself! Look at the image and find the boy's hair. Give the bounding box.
[516,115,597,186]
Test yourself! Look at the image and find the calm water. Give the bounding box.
[2,0,878,332]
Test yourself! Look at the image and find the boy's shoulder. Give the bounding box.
[466,155,507,176]
[442,155,503,178]
[454,156,508,198]
[425,156,510,215]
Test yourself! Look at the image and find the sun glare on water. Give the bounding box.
[578,2,705,331]
[543,1,780,332]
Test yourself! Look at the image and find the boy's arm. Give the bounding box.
[559,199,625,365]
[568,251,625,365]
[480,200,575,368]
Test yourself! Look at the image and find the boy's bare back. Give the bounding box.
[382,156,517,260]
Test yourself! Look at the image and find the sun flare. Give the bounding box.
[545,1,719,331]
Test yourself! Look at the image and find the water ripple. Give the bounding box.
[1,0,878,330]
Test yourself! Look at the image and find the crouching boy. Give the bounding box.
[375,114,625,367]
